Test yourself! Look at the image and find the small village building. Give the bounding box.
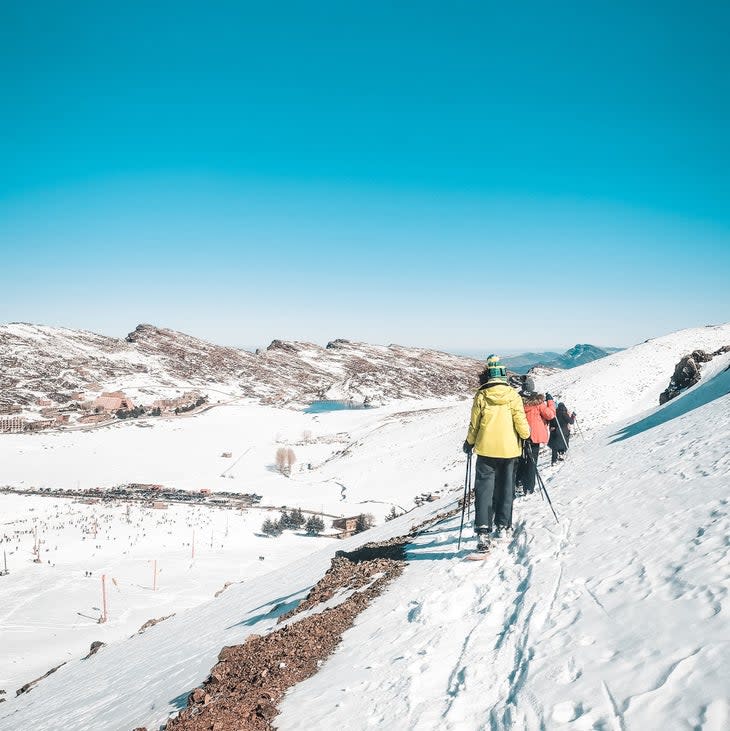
[151,501,168,510]
[93,392,135,412]
[332,516,359,538]
[0,416,24,433]
[78,413,109,424]
[25,419,55,431]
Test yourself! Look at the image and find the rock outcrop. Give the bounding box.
[659,346,730,404]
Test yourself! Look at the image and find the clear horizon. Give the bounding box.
[1,2,728,349]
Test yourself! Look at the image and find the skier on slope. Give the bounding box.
[462,355,530,552]
[516,377,556,495]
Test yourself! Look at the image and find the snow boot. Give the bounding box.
[493,525,511,542]
[476,532,491,553]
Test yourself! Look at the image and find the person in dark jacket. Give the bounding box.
[463,355,530,552]
[517,378,556,493]
[548,401,576,464]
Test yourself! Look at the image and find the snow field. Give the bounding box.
[0,494,458,731]
[0,397,468,709]
[2,323,729,730]
[0,494,340,693]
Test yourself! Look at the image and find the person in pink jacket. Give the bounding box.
[517,377,556,494]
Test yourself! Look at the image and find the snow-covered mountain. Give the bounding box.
[1,322,729,731]
[0,323,482,426]
[503,344,622,374]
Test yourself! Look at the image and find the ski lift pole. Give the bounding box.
[457,454,472,551]
[527,447,559,524]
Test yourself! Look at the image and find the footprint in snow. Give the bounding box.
[551,700,584,723]
[554,658,582,685]
[407,601,422,623]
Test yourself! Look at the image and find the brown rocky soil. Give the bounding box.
[154,503,463,731]
[16,661,67,696]
[161,538,409,731]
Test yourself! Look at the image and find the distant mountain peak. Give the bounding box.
[503,344,622,373]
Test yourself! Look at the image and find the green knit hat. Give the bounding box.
[485,354,508,383]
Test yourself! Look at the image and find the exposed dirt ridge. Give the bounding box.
[153,508,460,731]
[162,538,409,731]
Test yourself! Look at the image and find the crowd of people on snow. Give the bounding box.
[462,355,576,554]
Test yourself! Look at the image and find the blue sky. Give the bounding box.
[1,1,728,352]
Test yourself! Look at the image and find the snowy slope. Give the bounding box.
[2,323,729,731]
[532,323,730,431]
[277,346,730,730]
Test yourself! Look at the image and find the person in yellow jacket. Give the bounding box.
[463,355,530,552]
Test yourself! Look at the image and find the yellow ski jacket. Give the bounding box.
[466,383,530,458]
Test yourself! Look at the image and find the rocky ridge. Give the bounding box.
[0,323,482,428]
[659,345,730,404]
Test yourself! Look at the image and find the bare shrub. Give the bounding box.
[275,447,288,474]
[286,447,296,473]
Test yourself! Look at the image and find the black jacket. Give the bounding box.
[548,404,575,451]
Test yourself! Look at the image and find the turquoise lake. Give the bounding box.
[303,400,373,414]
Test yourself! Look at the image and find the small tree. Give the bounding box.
[286,448,296,474]
[305,514,325,535]
[355,513,375,534]
[279,510,294,530]
[275,447,288,474]
[290,507,306,529]
[384,506,401,522]
[261,518,282,536]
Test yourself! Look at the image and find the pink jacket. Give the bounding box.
[523,398,556,444]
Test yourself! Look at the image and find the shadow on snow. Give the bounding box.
[610,367,730,443]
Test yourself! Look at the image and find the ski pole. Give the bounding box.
[527,446,559,524]
[554,417,569,458]
[467,457,472,522]
[574,418,585,440]
[528,443,544,502]
[457,454,472,551]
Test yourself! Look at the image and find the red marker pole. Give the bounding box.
[101,574,108,623]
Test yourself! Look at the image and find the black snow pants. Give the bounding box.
[474,455,516,532]
[517,441,540,494]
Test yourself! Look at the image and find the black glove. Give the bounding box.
[463,440,473,455]
[545,392,553,401]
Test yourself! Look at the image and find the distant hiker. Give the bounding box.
[517,378,556,494]
[548,402,576,464]
[463,355,530,552]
